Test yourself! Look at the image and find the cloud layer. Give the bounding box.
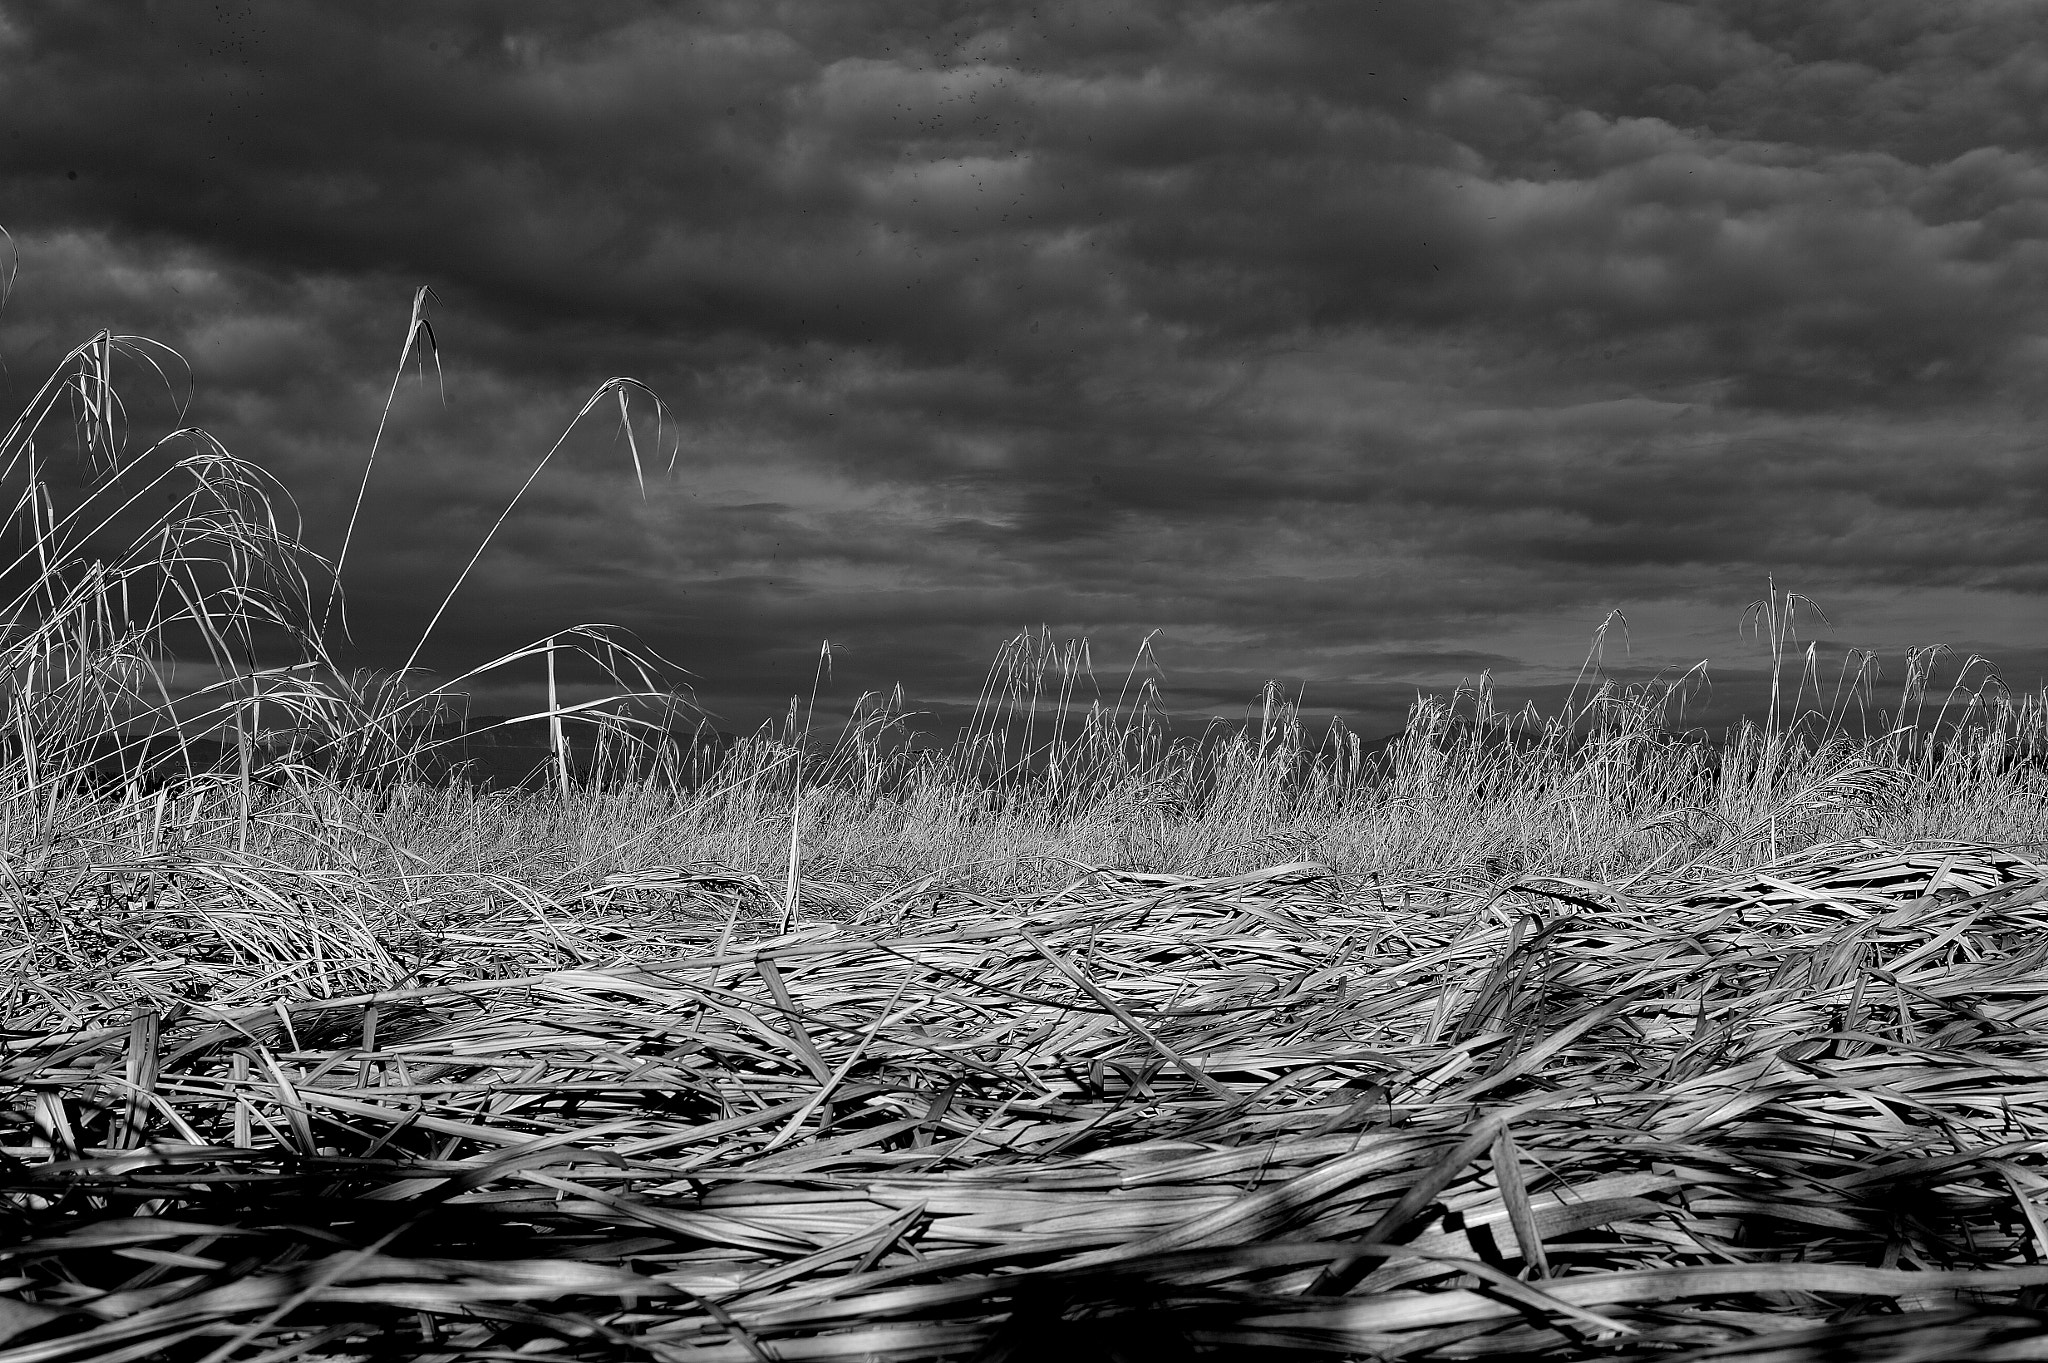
[2,1,2043,732]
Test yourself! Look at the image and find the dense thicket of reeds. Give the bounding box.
[7,610,2043,1020]
[4,296,2048,1359]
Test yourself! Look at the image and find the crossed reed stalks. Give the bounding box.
[3,257,2048,1360]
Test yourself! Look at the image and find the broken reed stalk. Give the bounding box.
[8,847,2048,1361]
[781,783,803,935]
[548,635,571,802]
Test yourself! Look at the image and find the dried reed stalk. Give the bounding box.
[7,845,2048,1360]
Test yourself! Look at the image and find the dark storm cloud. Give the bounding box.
[0,0,2043,731]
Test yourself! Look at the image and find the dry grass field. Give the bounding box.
[4,322,2048,1360]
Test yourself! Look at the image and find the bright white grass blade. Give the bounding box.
[781,784,803,933]
[0,337,360,803]
[400,377,670,679]
[0,333,189,488]
[364,620,680,734]
[306,619,697,800]
[617,384,645,497]
[324,286,439,638]
[547,635,570,801]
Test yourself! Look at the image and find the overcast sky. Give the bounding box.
[2,1,2043,736]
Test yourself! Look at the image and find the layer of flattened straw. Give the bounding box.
[6,843,2048,1360]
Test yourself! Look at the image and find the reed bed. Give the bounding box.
[10,273,2048,1358]
[7,842,2048,1360]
